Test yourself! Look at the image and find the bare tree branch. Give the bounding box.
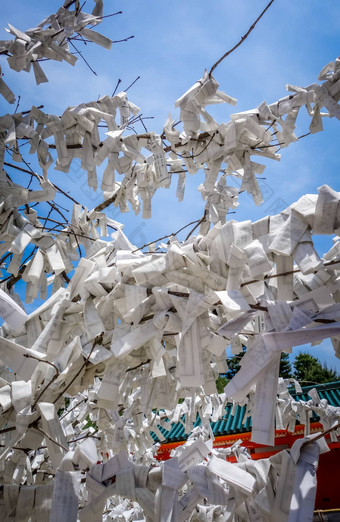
[185,211,207,241]
[59,398,87,421]
[112,78,122,96]
[23,354,60,408]
[124,76,140,92]
[35,427,68,452]
[209,0,276,76]
[241,258,340,287]
[132,216,206,253]
[126,359,151,372]
[68,39,97,76]
[53,332,104,404]
[93,193,118,212]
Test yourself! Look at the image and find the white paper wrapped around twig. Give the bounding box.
[0,0,111,103]
[0,4,339,515]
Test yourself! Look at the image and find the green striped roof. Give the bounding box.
[151,381,340,444]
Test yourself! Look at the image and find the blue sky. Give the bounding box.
[0,0,340,372]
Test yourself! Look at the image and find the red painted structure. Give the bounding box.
[156,420,340,510]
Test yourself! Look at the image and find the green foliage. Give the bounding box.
[216,375,228,393]
[225,347,246,380]
[279,352,293,379]
[216,349,245,391]
[57,397,70,417]
[83,414,98,430]
[216,350,339,391]
[293,353,339,384]
[217,349,292,387]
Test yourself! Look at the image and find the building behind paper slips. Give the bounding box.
[151,381,340,516]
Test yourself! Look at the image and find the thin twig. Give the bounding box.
[303,422,340,446]
[64,0,77,9]
[266,120,276,132]
[124,76,140,92]
[0,426,16,435]
[241,258,340,287]
[40,205,54,232]
[23,354,60,408]
[96,11,123,20]
[37,216,68,227]
[126,359,151,372]
[62,271,71,284]
[72,229,83,258]
[112,36,134,44]
[69,432,100,443]
[48,143,89,150]
[209,0,276,76]
[167,132,218,161]
[14,95,21,114]
[51,183,82,207]
[34,226,96,242]
[132,216,206,253]
[59,398,87,421]
[163,131,212,154]
[35,427,68,452]
[2,246,39,288]
[112,78,122,96]
[78,1,86,14]
[185,211,208,241]
[248,304,336,324]
[253,132,311,151]
[0,252,12,266]
[47,201,69,219]
[3,161,82,207]
[138,114,148,133]
[23,354,59,375]
[92,11,122,21]
[68,39,97,75]
[94,193,117,212]
[74,32,88,47]
[5,266,25,290]
[53,332,104,404]
[36,217,98,246]
[0,444,29,453]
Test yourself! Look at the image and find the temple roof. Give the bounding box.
[151,381,340,444]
